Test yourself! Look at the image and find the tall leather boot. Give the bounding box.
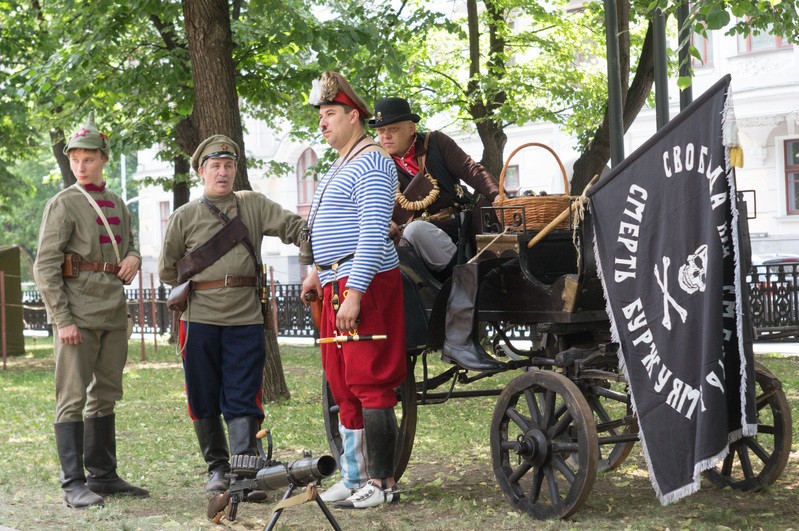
[84,414,149,497]
[193,416,230,494]
[227,416,267,502]
[442,263,506,371]
[333,408,399,509]
[54,421,104,509]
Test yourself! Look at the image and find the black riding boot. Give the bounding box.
[442,263,507,371]
[193,416,231,494]
[84,414,150,497]
[333,408,400,508]
[54,421,104,509]
[227,416,267,502]
[363,408,397,481]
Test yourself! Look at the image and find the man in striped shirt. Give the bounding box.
[302,72,406,509]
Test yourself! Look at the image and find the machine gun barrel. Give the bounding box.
[254,455,337,491]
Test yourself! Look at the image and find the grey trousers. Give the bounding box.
[402,220,456,271]
[54,327,128,422]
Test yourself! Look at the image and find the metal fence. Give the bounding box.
[20,263,799,341]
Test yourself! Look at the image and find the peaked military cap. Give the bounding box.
[191,134,240,172]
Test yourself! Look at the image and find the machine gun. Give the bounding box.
[208,429,340,531]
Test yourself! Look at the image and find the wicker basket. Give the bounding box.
[494,142,573,232]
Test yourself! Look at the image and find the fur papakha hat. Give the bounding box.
[64,112,111,158]
[308,72,372,119]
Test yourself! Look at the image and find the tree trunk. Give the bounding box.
[467,0,508,178]
[181,0,251,190]
[181,0,288,401]
[476,121,507,179]
[571,16,657,194]
[173,155,191,210]
[262,301,291,401]
[50,129,75,187]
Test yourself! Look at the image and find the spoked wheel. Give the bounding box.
[703,361,792,490]
[580,376,638,472]
[491,370,598,519]
[322,353,418,481]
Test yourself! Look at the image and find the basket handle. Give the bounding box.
[496,142,569,202]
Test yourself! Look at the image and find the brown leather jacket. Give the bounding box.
[396,131,500,241]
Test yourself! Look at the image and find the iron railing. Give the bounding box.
[20,263,799,341]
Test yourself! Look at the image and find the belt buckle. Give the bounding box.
[102,262,116,273]
[224,274,234,287]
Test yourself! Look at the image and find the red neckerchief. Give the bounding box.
[393,141,419,175]
[84,182,107,192]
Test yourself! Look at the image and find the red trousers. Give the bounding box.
[321,267,407,428]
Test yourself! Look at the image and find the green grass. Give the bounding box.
[0,338,797,530]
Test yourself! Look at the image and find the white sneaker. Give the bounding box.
[319,480,359,502]
[333,482,399,509]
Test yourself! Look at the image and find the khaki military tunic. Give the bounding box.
[33,182,139,422]
[34,183,139,330]
[158,190,305,325]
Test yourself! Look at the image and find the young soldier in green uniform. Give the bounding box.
[34,114,148,509]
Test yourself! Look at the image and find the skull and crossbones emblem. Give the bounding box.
[678,245,708,294]
[653,245,709,331]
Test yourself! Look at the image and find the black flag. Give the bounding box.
[588,75,757,504]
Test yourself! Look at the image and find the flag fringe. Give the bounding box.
[723,86,759,438]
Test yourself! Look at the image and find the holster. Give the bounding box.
[176,216,250,284]
[167,280,193,313]
[62,253,82,279]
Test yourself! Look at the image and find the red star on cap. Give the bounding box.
[220,143,228,151]
[74,128,91,138]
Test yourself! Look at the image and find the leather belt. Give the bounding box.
[315,253,355,271]
[193,275,258,290]
[79,262,121,274]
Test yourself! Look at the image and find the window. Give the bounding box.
[737,26,791,53]
[159,201,170,239]
[785,139,799,215]
[691,30,713,67]
[296,148,318,218]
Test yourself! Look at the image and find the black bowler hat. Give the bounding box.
[368,97,421,128]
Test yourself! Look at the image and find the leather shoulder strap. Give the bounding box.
[73,184,122,264]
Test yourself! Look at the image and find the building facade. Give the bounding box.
[133,20,798,283]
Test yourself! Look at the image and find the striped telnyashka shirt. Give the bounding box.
[309,151,399,292]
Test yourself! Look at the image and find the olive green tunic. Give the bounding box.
[158,190,305,325]
[33,183,139,330]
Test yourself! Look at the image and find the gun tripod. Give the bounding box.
[264,482,341,531]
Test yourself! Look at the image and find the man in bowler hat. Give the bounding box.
[371,97,505,372]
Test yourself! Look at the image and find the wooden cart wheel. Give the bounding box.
[580,376,638,472]
[322,354,418,482]
[490,370,598,519]
[702,361,792,490]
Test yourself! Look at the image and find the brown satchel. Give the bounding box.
[392,132,439,225]
[167,280,193,312]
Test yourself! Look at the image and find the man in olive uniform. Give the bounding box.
[158,135,306,497]
[34,114,148,509]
